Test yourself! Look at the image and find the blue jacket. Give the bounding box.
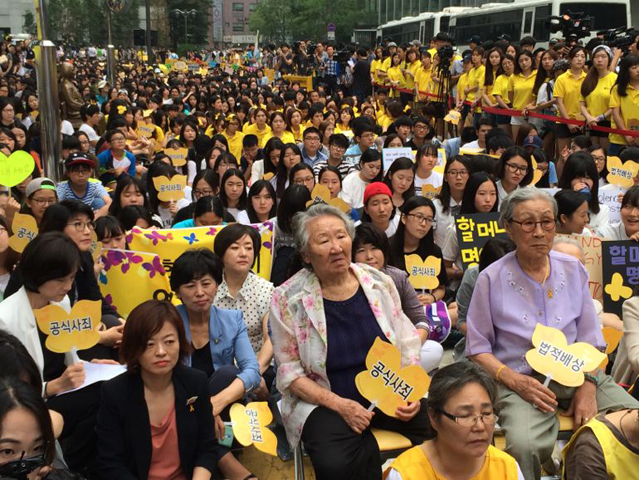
[176,304,261,392]
[97,149,137,178]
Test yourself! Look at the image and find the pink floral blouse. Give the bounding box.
[270,262,422,447]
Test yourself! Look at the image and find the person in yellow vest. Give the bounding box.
[387,53,407,100]
[384,362,522,480]
[508,51,537,142]
[414,50,433,104]
[377,43,397,86]
[402,49,420,106]
[554,46,587,154]
[563,408,639,479]
[222,114,245,163]
[371,47,385,87]
[243,107,272,148]
[466,47,486,127]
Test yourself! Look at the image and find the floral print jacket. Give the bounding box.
[269,262,421,447]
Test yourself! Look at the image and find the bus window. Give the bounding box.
[534,5,551,40]
[440,16,450,34]
[559,3,627,30]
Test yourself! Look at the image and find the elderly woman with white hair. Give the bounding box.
[270,203,429,480]
[466,187,638,480]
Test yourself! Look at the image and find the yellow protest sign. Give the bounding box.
[306,184,351,214]
[404,255,441,291]
[531,158,544,185]
[153,175,187,202]
[126,222,275,282]
[420,184,441,200]
[164,148,189,167]
[90,231,103,262]
[606,157,638,188]
[444,110,461,125]
[229,402,277,456]
[0,151,36,187]
[355,338,430,417]
[525,324,607,387]
[137,123,156,139]
[604,272,633,302]
[282,75,313,91]
[35,300,102,353]
[9,213,38,253]
[172,60,188,71]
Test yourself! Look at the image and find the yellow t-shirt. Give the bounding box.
[371,59,382,85]
[415,67,433,101]
[262,130,296,145]
[384,444,521,480]
[508,71,537,110]
[222,130,245,163]
[609,83,639,145]
[242,122,272,148]
[554,70,587,119]
[289,125,305,143]
[466,65,486,103]
[492,74,512,102]
[457,72,470,104]
[579,72,617,118]
[387,66,407,96]
[404,60,420,90]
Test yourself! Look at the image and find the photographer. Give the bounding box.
[277,44,294,75]
[294,41,311,76]
[313,42,328,87]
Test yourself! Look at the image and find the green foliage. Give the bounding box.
[176,43,199,58]
[23,10,36,36]
[250,0,377,43]
[166,0,211,46]
[42,0,140,46]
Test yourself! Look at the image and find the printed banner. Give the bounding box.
[602,240,638,317]
[598,185,625,224]
[382,147,413,173]
[455,212,507,271]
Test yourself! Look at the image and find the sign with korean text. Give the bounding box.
[35,300,102,353]
[0,151,36,188]
[602,240,639,317]
[404,254,441,291]
[8,213,38,253]
[355,338,430,417]
[164,148,189,167]
[136,123,155,139]
[606,157,638,188]
[229,402,277,456]
[455,212,507,271]
[525,324,606,387]
[152,175,187,202]
[382,147,413,174]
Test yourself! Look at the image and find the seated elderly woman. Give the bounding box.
[270,204,429,480]
[466,187,639,480]
[384,362,523,480]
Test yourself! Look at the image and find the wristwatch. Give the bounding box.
[583,372,599,387]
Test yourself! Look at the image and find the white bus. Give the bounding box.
[377,0,632,48]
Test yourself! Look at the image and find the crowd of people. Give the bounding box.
[0,24,639,480]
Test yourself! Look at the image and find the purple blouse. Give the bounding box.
[466,250,605,375]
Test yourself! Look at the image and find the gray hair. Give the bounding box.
[499,187,558,225]
[292,203,356,269]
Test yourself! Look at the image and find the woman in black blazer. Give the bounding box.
[95,300,224,480]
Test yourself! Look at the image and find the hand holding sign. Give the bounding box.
[0,151,36,187]
[355,338,430,417]
[152,175,187,202]
[229,402,277,456]
[525,324,606,388]
[404,254,441,292]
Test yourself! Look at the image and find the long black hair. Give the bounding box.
[558,151,601,214]
[436,155,471,215]
[460,172,498,214]
[389,196,436,267]
[246,180,277,223]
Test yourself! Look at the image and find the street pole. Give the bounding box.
[184,15,188,43]
[105,8,116,87]
[145,0,155,64]
[33,0,62,181]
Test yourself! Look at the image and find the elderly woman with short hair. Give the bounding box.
[270,204,429,480]
[466,187,639,480]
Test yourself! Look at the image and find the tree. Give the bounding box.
[166,0,211,46]
[23,10,36,36]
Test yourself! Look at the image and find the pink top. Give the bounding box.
[148,403,188,480]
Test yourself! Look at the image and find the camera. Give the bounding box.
[598,26,639,50]
[0,453,47,480]
[549,11,592,40]
[436,45,454,71]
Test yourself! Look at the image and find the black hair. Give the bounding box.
[621,186,639,209]
[558,151,601,214]
[328,133,350,150]
[20,232,81,293]
[487,133,514,154]
[615,55,639,97]
[191,170,217,202]
[318,165,343,189]
[246,180,277,223]
[571,135,592,150]
[276,184,311,234]
[479,236,516,272]
[276,143,303,199]
[170,248,224,291]
[288,163,314,187]
[460,172,499,214]
[146,161,178,213]
[359,148,384,182]
[109,175,150,217]
[39,200,95,233]
[95,215,125,243]
[497,146,534,186]
[620,147,639,163]
[352,223,391,268]
[243,134,259,148]
[120,205,157,230]
[390,196,436,267]
[436,155,472,215]
[555,189,589,226]
[303,126,322,141]
[460,126,478,145]
[218,168,247,210]
[263,137,285,175]
[383,157,416,200]
[0,330,42,390]
[213,223,261,269]
[193,196,225,220]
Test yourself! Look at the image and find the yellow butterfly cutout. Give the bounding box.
[404,254,441,291]
[229,402,277,456]
[443,110,461,125]
[420,184,441,200]
[164,148,188,167]
[525,324,606,387]
[355,337,431,417]
[35,300,102,354]
[306,184,351,214]
[606,156,638,188]
[605,272,633,302]
[116,105,128,115]
[262,172,275,181]
[137,123,155,139]
[9,213,38,253]
[531,158,543,185]
[152,175,187,202]
[90,231,103,262]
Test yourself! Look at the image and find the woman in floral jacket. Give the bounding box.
[270,203,431,480]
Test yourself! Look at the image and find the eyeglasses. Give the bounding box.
[194,189,214,197]
[407,213,434,225]
[294,176,314,185]
[31,197,57,206]
[592,155,606,164]
[67,220,95,232]
[447,169,469,177]
[437,409,498,428]
[505,163,529,174]
[509,218,556,232]
[305,136,321,141]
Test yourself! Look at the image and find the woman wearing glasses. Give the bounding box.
[465,188,638,480]
[384,362,523,480]
[495,147,534,210]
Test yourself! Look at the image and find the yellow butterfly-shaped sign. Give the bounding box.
[605,272,633,302]
[137,123,155,139]
[0,151,36,187]
[116,104,128,115]
[9,213,38,253]
[531,158,544,185]
[404,254,441,291]
[90,231,103,262]
[525,324,606,387]
[152,175,187,202]
[35,300,102,354]
[229,402,277,456]
[606,156,638,188]
[355,338,430,417]
[164,148,189,167]
[306,184,351,214]
[420,184,441,200]
[444,110,461,125]
[262,172,275,182]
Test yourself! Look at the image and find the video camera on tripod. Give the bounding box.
[549,11,593,40]
[597,26,639,50]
